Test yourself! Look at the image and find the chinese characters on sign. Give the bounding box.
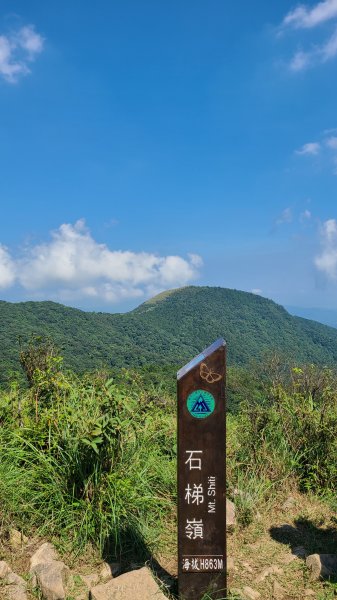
[183,452,219,567]
[177,339,226,600]
[182,556,224,572]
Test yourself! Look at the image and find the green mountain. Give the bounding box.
[1,286,337,384]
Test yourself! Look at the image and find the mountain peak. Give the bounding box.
[0,285,337,385]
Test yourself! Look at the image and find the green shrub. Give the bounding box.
[231,365,337,495]
[0,369,176,558]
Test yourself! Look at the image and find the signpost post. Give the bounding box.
[177,338,226,600]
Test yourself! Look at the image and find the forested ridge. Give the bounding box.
[1,285,337,385]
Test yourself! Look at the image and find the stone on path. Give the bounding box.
[242,586,261,600]
[0,560,28,600]
[241,561,253,573]
[90,567,167,600]
[306,553,337,580]
[0,561,11,578]
[32,561,70,600]
[7,584,28,600]
[30,543,58,569]
[8,528,28,550]
[272,580,285,599]
[6,570,26,587]
[282,496,296,511]
[254,565,283,584]
[226,498,236,528]
[30,543,70,600]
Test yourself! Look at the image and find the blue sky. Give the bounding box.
[1,0,337,313]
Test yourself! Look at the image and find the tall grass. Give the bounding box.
[0,370,176,560]
[227,364,337,523]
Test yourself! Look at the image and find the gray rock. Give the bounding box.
[306,553,337,580]
[0,561,11,579]
[241,561,253,573]
[90,567,167,600]
[7,585,28,600]
[8,529,28,550]
[8,528,28,550]
[6,571,26,587]
[272,580,285,599]
[30,543,70,600]
[242,586,261,600]
[32,560,70,600]
[254,565,283,583]
[282,496,296,510]
[30,543,58,569]
[0,561,28,600]
[226,498,236,528]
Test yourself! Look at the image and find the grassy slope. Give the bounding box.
[1,286,337,383]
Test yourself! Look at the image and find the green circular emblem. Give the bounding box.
[186,389,215,419]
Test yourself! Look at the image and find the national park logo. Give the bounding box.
[186,389,215,419]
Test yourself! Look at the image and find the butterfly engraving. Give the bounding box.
[200,362,222,384]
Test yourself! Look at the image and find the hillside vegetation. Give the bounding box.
[0,295,336,597]
[1,286,337,385]
[0,347,336,599]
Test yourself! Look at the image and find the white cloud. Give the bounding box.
[0,25,44,83]
[295,142,321,155]
[321,25,337,60]
[283,0,337,29]
[0,245,16,289]
[295,131,337,173]
[188,253,204,268]
[16,25,44,57]
[289,50,312,71]
[287,30,337,71]
[325,135,337,149]
[251,288,262,295]
[324,127,337,135]
[300,209,312,221]
[276,207,293,225]
[4,220,203,302]
[281,1,337,71]
[315,218,337,279]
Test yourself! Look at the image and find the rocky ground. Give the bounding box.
[227,492,337,600]
[0,494,336,599]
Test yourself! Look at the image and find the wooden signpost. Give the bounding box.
[177,338,227,600]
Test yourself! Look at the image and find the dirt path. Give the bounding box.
[1,491,336,599]
[227,491,337,599]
